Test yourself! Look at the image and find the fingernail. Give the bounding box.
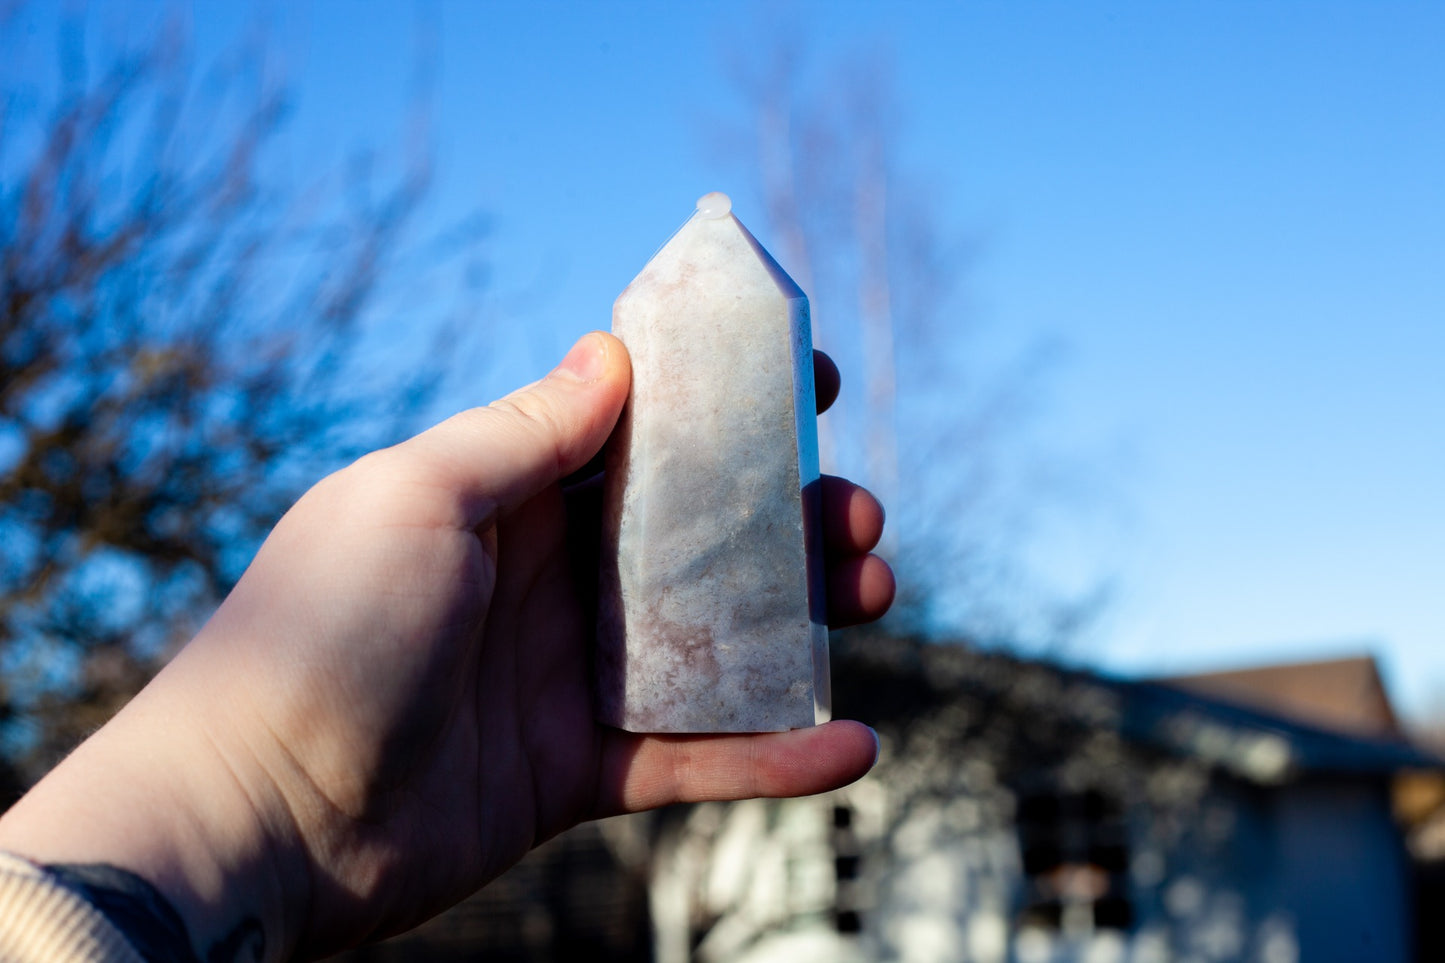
[553,333,606,383]
[868,725,881,768]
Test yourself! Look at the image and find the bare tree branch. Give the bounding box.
[715,36,1103,643]
[0,12,482,784]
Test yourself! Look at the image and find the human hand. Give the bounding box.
[0,332,894,961]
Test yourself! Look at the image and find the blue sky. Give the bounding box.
[13,2,1445,717]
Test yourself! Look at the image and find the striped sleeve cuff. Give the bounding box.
[0,852,145,963]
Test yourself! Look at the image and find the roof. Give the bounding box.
[1156,655,1401,741]
[1114,675,1434,783]
[833,633,1442,786]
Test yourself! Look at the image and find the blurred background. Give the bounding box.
[3,2,1444,961]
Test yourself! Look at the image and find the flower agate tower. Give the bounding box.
[596,192,829,732]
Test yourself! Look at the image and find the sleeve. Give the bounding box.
[0,852,145,963]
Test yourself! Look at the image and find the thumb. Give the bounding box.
[404,332,631,528]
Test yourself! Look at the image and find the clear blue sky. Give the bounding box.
[16,2,1445,717]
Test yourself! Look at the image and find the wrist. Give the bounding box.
[0,660,303,963]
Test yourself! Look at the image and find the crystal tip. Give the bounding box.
[695,191,732,219]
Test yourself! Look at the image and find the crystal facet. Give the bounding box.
[595,193,829,733]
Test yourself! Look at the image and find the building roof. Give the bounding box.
[833,633,1442,786]
[1156,655,1401,741]
[1114,675,1433,783]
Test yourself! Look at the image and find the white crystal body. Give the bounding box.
[596,203,829,732]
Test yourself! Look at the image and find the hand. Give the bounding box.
[0,333,894,961]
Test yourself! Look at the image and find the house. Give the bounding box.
[342,633,1442,962]
[642,634,1441,963]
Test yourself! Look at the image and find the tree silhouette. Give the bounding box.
[712,36,1109,647]
[0,17,476,789]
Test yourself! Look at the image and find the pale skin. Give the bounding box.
[0,332,895,962]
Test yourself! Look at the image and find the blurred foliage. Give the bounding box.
[0,14,478,790]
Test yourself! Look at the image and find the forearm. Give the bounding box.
[0,659,299,963]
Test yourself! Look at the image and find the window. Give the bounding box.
[832,803,863,934]
[1016,789,1132,933]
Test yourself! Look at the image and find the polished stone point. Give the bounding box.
[595,192,829,733]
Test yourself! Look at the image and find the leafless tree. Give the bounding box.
[710,36,1108,647]
[0,13,480,787]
